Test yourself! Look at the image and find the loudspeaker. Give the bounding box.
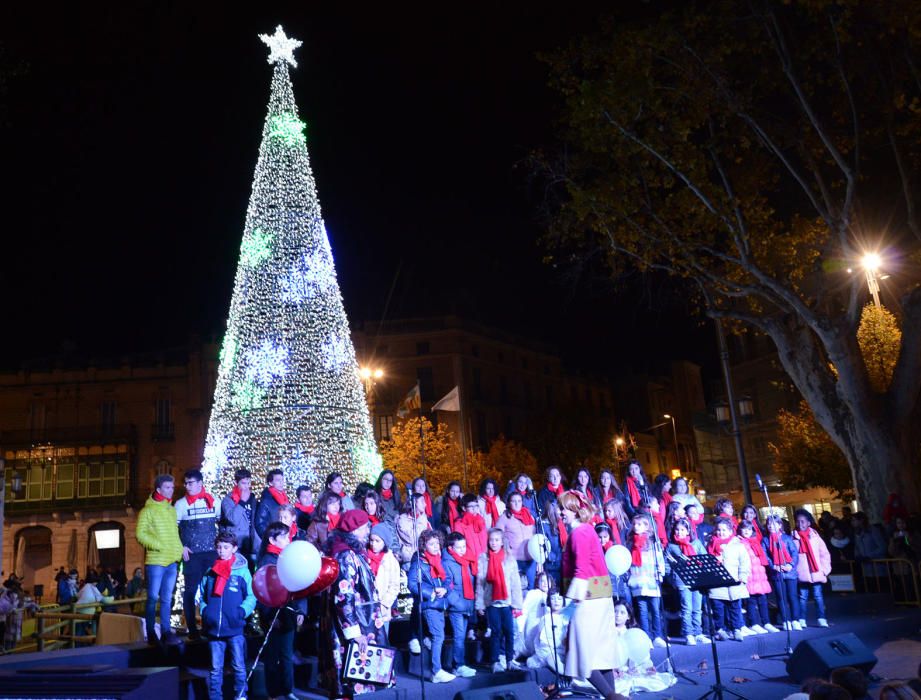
[786,633,877,683]
[453,680,544,700]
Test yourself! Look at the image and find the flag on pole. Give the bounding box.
[432,386,460,412]
[397,382,422,418]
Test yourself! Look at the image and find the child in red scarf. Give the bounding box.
[793,509,832,628]
[443,532,478,678]
[454,495,488,562]
[476,528,522,673]
[439,481,463,532]
[367,523,400,630]
[665,518,709,645]
[407,529,455,683]
[737,520,776,634]
[626,514,666,646]
[763,515,802,630]
[707,518,750,641]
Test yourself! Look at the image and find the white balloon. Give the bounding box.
[606,544,632,576]
[528,534,550,564]
[276,540,321,592]
[623,627,653,664]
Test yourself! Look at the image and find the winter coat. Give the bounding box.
[372,550,401,617]
[741,539,772,595]
[536,486,564,516]
[665,539,706,591]
[407,552,453,613]
[671,492,704,512]
[442,552,476,614]
[762,534,800,581]
[434,496,463,533]
[136,496,183,566]
[499,512,535,562]
[709,537,751,601]
[57,578,76,605]
[174,496,218,554]
[254,488,285,540]
[794,529,832,584]
[377,491,401,526]
[256,550,306,633]
[628,548,665,598]
[453,515,488,564]
[395,513,429,563]
[853,526,889,577]
[503,485,537,518]
[476,550,523,611]
[220,492,260,561]
[477,496,506,529]
[198,553,257,638]
[307,520,332,550]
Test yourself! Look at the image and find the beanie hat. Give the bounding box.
[371,522,393,544]
[337,509,371,533]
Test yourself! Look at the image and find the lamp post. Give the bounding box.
[714,318,754,505]
[359,366,384,399]
[663,413,680,470]
[861,252,882,308]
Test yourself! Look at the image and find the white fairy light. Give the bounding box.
[259,25,302,68]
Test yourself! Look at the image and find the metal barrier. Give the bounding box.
[859,558,921,607]
[31,596,148,652]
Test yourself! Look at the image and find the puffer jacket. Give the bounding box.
[741,538,772,595]
[396,513,430,563]
[477,496,506,529]
[198,552,257,638]
[499,512,535,562]
[794,528,832,584]
[709,537,751,601]
[220,492,260,561]
[174,495,218,554]
[407,551,454,612]
[762,533,800,580]
[136,496,183,566]
[475,550,523,611]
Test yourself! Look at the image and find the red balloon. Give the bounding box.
[253,564,290,607]
[291,556,340,599]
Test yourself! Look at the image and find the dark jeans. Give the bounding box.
[745,593,770,627]
[710,598,743,632]
[448,610,471,668]
[772,577,800,622]
[264,627,294,696]
[422,609,446,674]
[183,551,216,634]
[798,582,826,621]
[634,595,663,639]
[486,605,515,663]
[208,635,246,700]
[144,562,178,640]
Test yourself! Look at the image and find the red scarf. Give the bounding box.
[380,488,393,500]
[288,522,298,542]
[797,528,820,572]
[626,477,642,507]
[368,513,380,525]
[230,486,244,504]
[448,549,476,599]
[460,511,485,533]
[708,535,732,557]
[518,487,529,497]
[483,494,500,523]
[333,488,347,501]
[661,492,672,508]
[295,503,315,515]
[423,551,446,580]
[689,513,704,538]
[673,535,696,557]
[557,517,568,548]
[599,486,616,504]
[422,492,433,518]
[367,548,385,576]
[510,507,535,527]
[602,540,613,552]
[546,482,564,497]
[268,486,289,505]
[327,511,341,531]
[211,557,234,596]
[446,499,460,528]
[606,519,623,545]
[153,491,169,502]
[746,521,763,544]
[631,533,648,566]
[746,536,769,566]
[652,507,667,542]
[769,532,792,565]
[267,543,284,555]
[486,549,509,600]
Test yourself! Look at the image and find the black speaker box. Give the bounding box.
[786,633,877,683]
[453,679,544,700]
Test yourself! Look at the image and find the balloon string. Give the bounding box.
[238,608,281,700]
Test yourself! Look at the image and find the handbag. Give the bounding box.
[342,641,396,685]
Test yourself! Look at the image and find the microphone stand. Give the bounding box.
[756,477,793,657]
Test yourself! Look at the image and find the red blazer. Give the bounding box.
[562,521,608,584]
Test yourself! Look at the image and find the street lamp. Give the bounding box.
[359,366,384,395]
[663,414,681,470]
[861,252,882,308]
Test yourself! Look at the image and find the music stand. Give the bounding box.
[672,554,749,700]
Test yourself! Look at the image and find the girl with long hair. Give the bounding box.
[437,481,463,532]
[374,470,402,524]
[624,461,648,513]
[478,478,506,529]
[626,513,666,647]
[410,476,434,519]
[306,490,342,550]
[476,528,523,673]
[666,517,708,645]
[597,469,622,505]
[762,514,801,631]
[499,491,537,589]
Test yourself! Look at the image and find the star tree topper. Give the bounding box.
[259,25,302,68]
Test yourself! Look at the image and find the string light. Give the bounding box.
[202,26,379,496]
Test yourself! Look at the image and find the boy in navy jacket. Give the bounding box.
[198,530,257,700]
[442,532,478,678]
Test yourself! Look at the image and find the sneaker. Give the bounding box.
[491,661,506,673]
[509,660,525,670]
[422,637,432,650]
[733,629,745,642]
[763,623,780,633]
[467,630,477,641]
[408,638,421,654]
[455,665,477,678]
[484,628,492,639]
[696,634,711,644]
[751,625,768,635]
[498,654,506,667]
[161,631,182,646]
[686,635,697,646]
[715,629,730,641]
[818,618,828,627]
[791,621,803,631]
[432,669,456,683]
[739,626,755,637]
[653,637,667,648]
[783,621,792,631]
[798,619,807,628]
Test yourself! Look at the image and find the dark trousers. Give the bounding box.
[772,577,800,622]
[634,595,663,639]
[182,551,215,634]
[264,628,295,696]
[486,605,515,663]
[208,635,246,700]
[745,593,770,627]
[448,610,471,668]
[710,598,743,632]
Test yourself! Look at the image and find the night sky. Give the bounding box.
[0,4,717,380]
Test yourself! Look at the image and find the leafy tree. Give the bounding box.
[379,416,476,494]
[540,1,921,520]
[482,435,539,490]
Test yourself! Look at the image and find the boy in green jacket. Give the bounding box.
[136,474,184,645]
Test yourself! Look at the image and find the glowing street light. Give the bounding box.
[861,252,883,308]
[359,366,384,397]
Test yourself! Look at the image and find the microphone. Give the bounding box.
[755,474,764,491]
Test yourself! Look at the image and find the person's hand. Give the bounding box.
[296,614,304,627]
[782,564,792,572]
[182,547,191,562]
[434,587,447,598]
[477,609,485,617]
[355,634,369,653]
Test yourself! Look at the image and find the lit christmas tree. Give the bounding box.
[202,26,380,496]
